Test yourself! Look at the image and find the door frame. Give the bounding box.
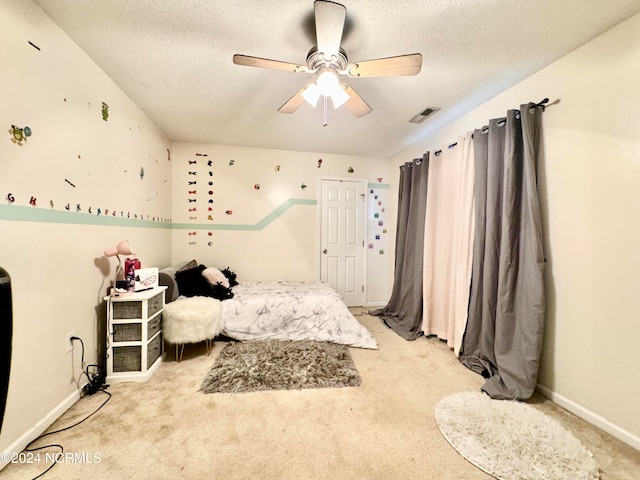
[316,176,368,304]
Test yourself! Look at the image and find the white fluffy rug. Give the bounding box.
[435,392,599,480]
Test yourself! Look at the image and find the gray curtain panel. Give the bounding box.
[370,155,429,340]
[460,104,546,400]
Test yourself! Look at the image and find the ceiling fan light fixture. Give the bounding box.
[316,68,340,96]
[301,83,322,107]
[330,85,351,108]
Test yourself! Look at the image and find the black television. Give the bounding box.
[0,267,12,432]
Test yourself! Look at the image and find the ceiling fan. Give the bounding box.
[233,0,422,120]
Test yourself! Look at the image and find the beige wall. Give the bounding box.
[0,0,172,456]
[170,142,394,305]
[391,13,640,448]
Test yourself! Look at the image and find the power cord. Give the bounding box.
[24,336,111,479]
[70,336,107,396]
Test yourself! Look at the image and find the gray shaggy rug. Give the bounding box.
[200,340,361,394]
[435,392,600,480]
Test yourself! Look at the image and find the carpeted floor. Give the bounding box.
[3,309,640,479]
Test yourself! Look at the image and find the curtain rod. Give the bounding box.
[432,98,551,156]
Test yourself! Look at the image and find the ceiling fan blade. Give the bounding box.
[314,0,346,58]
[233,54,307,73]
[278,87,308,114]
[342,85,372,118]
[347,53,422,78]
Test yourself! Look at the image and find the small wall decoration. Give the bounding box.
[101,102,109,121]
[347,167,354,173]
[189,171,197,175]
[8,125,30,145]
[254,184,260,190]
[167,148,171,161]
[208,242,213,247]
[275,165,281,172]
[208,232,213,236]
[377,177,383,183]
[317,159,323,168]
[189,190,197,194]
[300,183,307,190]
[188,181,196,185]
[208,181,213,186]
[188,160,197,165]
[207,215,213,220]
[225,210,233,215]
[229,160,235,166]
[28,41,40,51]
[6,193,15,204]
[65,179,76,188]
[76,204,81,212]
[139,167,145,180]
[49,200,54,208]
[188,232,197,236]
[379,249,384,255]
[196,153,208,157]
[29,196,37,207]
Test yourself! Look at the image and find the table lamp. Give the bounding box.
[104,240,135,290]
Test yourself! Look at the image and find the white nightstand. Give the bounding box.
[105,286,167,383]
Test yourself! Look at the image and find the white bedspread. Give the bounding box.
[220,281,378,349]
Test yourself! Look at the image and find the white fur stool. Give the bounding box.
[162,296,222,361]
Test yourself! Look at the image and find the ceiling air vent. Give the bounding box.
[409,107,440,124]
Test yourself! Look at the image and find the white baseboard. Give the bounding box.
[0,387,83,471]
[536,384,640,451]
[365,302,387,308]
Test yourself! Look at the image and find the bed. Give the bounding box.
[159,265,378,350]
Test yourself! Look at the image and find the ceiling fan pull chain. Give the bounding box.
[323,95,328,127]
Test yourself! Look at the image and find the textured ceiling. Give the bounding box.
[34,0,640,158]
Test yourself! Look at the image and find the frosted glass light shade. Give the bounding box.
[316,69,340,96]
[330,85,351,108]
[301,84,321,107]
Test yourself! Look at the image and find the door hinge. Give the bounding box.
[362,285,364,293]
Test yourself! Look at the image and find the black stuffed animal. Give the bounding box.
[220,267,238,287]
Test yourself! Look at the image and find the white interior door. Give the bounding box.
[320,179,366,306]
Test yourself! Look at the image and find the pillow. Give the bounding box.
[175,265,214,298]
[220,267,238,287]
[177,259,198,273]
[158,267,179,303]
[202,267,230,288]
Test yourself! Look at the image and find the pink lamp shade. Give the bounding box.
[104,240,135,257]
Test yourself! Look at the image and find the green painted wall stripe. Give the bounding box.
[0,204,171,228]
[1,199,318,231]
[368,183,390,189]
[172,198,317,231]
